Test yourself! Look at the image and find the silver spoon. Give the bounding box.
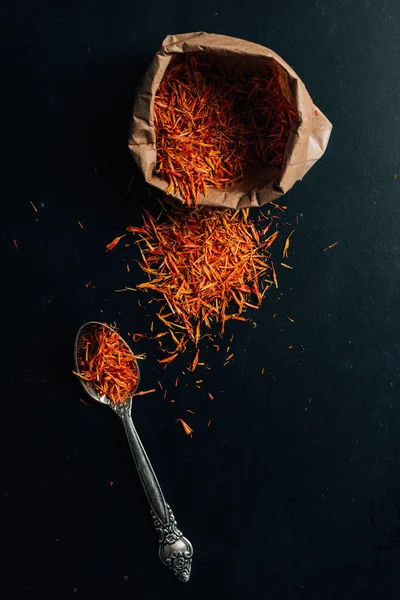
[74,321,193,582]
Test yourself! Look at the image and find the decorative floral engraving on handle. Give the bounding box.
[151,505,193,582]
[118,408,193,582]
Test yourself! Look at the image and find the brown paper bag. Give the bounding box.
[129,32,332,209]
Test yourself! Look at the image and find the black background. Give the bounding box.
[2,1,400,598]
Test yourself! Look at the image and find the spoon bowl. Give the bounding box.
[74,320,140,409]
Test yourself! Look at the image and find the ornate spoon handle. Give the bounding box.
[119,408,193,582]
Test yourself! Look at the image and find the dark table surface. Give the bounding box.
[2,1,400,598]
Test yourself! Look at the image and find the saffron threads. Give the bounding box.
[127,199,280,355]
[324,242,339,251]
[106,235,126,252]
[176,418,193,437]
[132,389,156,397]
[271,262,278,288]
[189,349,200,372]
[282,230,295,258]
[74,325,140,405]
[154,53,297,205]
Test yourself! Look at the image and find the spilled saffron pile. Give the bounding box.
[126,199,282,365]
[154,53,297,205]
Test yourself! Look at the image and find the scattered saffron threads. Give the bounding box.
[106,234,126,252]
[153,331,168,339]
[281,262,293,269]
[207,420,211,427]
[30,201,38,212]
[189,349,200,372]
[273,313,277,318]
[187,409,196,414]
[164,390,168,399]
[128,199,282,356]
[226,353,234,362]
[282,230,295,258]
[175,377,179,387]
[261,367,265,375]
[395,174,397,180]
[79,398,88,405]
[288,345,293,349]
[230,335,234,342]
[74,324,140,405]
[158,353,179,365]
[13,239,18,249]
[154,53,297,205]
[157,380,163,390]
[324,242,339,251]
[287,316,294,323]
[265,230,279,249]
[176,418,193,437]
[271,262,278,288]
[170,399,175,403]
[126,263,130,272]
[132,333,147,342]
[208,393,214,400]
[131,389,156,397]
[77,220,84,229]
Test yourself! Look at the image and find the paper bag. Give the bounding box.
[129,32,332,209]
